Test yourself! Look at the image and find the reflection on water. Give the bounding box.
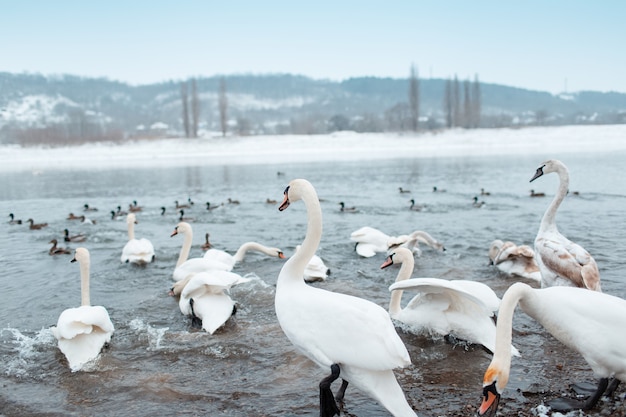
[1,152,625,416]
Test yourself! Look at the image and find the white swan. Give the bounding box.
[51,248,114,372]
[170,222,230,282]
[488,239,541,282]
[277,179,416,417]
[350,226,393,258]
[388,230,446,257]
[479,282,626,415]
[174,271,251,334]
[295,244,330,282]
[121,213,155,264]
[203,241,285,271]
[530,159,601,291]
[382,247,518,356]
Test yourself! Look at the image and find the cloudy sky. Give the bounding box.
[2,1,625,93]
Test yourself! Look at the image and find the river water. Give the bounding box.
[1,130,625,417]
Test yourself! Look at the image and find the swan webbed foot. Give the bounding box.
[605,378,620,398]
[335,379,349,408]
[548,378,610,411]
[319,363,341,417]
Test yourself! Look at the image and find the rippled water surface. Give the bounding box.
[1,150,625,416]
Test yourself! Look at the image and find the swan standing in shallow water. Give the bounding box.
[172,271,251,334]
[529,159,601,291]
[121,213,155,264]
[203,241,285,271]
[170,222,230,282]
[382,247,518,356]
[488,239,541,282]
[277,179,416,417]
[479,282,626,415]
[51,248,114,372]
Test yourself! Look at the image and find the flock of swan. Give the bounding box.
[9,158,626,416]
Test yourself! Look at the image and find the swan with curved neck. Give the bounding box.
[277,179,416,417]
[51,248,114,371]
[479,282,626,415]
[488,239,541,282]
[388,230,446,256]
[170,222,230,282]
[121,213,155,264]
[203,241,285,271]
[530,160,601,291]
[382,247,518,356]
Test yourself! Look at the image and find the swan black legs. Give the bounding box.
[319,364,341,417]
[548,377,613,411]
[335,379,349,407]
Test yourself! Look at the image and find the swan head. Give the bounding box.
[279,179,312,211]
[71,247,90,264]
[530,159,567,182]
[171,221,192,237]
[478,366,507,416]
[488,240,505,264]
[126,213,137,225]
[380,247,413,269]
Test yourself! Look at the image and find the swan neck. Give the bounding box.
[127,220,135,240]
[176,229,193,267]
[79,258,91,306]
[490,283,530,387]
[234,242,266,262]
[389,258,414,316]
[280,186,322,286]
[540,167,569,232]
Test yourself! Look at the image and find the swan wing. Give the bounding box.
[52,305,114,371]
[183,293,236,334]
[355,243,380,258]
[304,254,329,281]
[537,235,600,290]
[350,227,390,249]
[277,287,410,371]
[173,257,231,281]
[121,238,155,263]
[203,248,236,269]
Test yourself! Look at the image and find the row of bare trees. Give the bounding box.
[181,78,228,137]
[444,74,482,128]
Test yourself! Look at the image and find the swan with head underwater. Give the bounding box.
[51,248,114,371]
[121,213,155,264]
[529,159,601,291]
[479,282,626,416]
[276,179,417,417]
[381,247,518,357]
[488,239,541,282]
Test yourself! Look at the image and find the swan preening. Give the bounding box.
[51,248,114,372]
[382,247,518,356]
[479,282,626,415]
[530,159,601,291]
[351,226,445,258]
[121,213,155,264]
[488,239,541,282]
[203,241,285,271]
[277,179,416,417]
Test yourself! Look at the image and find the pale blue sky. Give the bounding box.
[2,1,625,93]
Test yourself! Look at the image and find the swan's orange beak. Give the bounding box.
[478,382,500,416]
[170,228,179,237]
[278,186,291,211]
[380,255,394,269]
[278,252,286,259]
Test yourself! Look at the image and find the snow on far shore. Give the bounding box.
[0,125,625,172]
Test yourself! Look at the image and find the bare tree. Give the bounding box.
[463,79,471,128]
[408,64,419,131]
[219,77,228,137]
[443,78,453,128]
[471,74,482,128]
[191,78,200,138]
[452,75,460,127]
[180,81,190,138]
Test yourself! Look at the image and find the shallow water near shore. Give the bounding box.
[1,131,626,416]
